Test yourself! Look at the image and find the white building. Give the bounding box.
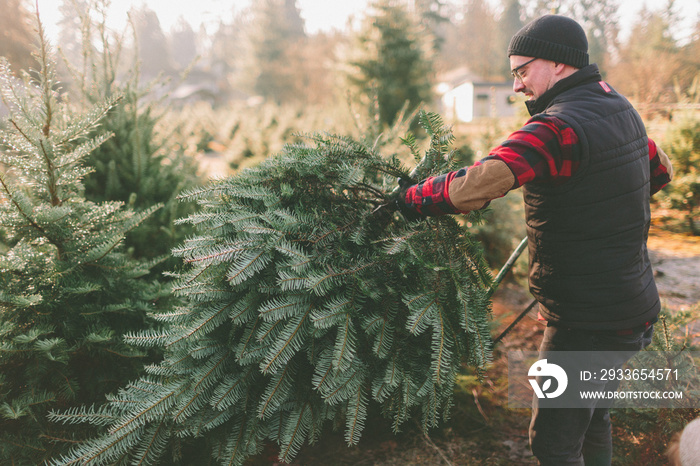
[436,67,517,123]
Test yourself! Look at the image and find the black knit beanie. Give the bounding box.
[508,15,589,68]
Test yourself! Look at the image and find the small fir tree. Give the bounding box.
[346,0,434,128]
[80,84,202,261]
[240,0,307,104]
[661,76,700,235]
[61,0,203,261]
[49,111,493,466]
[0,18,172,463]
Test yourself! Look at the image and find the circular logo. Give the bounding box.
[528,359,568,399]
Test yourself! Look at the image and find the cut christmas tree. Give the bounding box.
[50,111,494,465]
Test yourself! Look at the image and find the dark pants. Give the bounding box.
[529,323,654,465]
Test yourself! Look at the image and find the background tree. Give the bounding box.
[169,17,198,71]
[346,0,434,127]
[413,0,450,58]
[56,0,90,79]
[129,5,175,79]
[239,0,307,103]
[458,0,501,80]
[661,76,700,235]
[0,0,37,72]
[207,12,247,93]
[607,6,681,109]
[496,0,526,78]
[677,19,700,90]
[564,0,620,73]
[519,0,620,73]
[60,0,203,262]
[297,30,346,106]
[0,21,173,464]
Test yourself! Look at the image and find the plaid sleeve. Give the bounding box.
[484,115,580,188]
[404,170,466,216]
[403,115,580,216]
[648,138,672,195]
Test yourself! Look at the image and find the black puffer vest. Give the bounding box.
[522,65,660,330]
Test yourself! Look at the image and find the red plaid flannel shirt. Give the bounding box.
[404,114,671,215]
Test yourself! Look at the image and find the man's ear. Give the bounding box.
[554,62,577,78]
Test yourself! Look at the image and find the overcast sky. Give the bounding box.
[34,0,700,44]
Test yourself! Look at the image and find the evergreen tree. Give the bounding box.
[0,19,173,464]
[346,0,434,127]
[462,0,501,80]
[496,0,525,78]
[608,6,681,107]
[129,5,174,80]
[413,0,449,57]
[80,86,202,262]
[240,0,307,103]
[48,112,494,466]
[662,77,700,235]
[169,17,198,71]
[61,0,203,262]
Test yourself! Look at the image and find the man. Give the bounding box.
[397,15,673,465]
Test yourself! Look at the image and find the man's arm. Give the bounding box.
[403,115,581,216]
[648,138,673,195]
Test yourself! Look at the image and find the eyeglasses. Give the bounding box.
[510,57,538,82]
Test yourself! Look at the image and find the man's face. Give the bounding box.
[510,55,557,101]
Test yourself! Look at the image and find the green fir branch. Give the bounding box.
[260,309,311,374]
[130,419,171,466]
[345,382,368,445]
[278,402,313,463]
[257,361,296,420]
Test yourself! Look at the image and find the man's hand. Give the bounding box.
[370,178,422,223]
[395,177,422,222]
[370,199,395,224]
